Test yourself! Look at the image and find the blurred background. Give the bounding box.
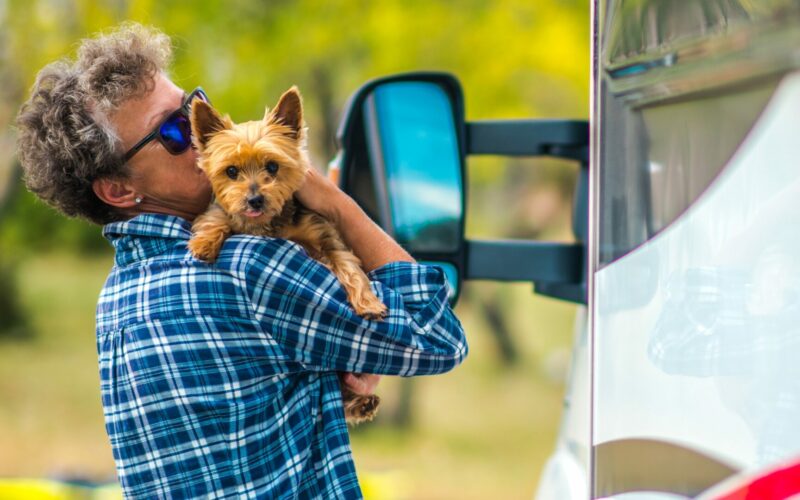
[0,0,588,498]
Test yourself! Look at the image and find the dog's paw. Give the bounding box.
[188,237,220,263]
[345,394,380,425]
[354,295,388,321]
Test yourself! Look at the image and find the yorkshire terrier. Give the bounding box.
[188,87,383,424]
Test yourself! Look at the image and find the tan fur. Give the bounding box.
[189,87,385,424]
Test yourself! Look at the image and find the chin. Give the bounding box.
[197,183,213,203]
[186,187,213,215]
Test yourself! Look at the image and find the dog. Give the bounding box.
[187,87,383,424]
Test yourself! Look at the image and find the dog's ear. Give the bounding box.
[266,86,303,139]
[191,99,231,151]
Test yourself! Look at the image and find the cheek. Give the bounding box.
[158,154,211,201]
[280,164,307,192]
[262,182,296,212]
[172,154,208,185]
[214,176,248,205]
[128,150,212,208]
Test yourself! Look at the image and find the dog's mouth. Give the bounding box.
[243,209,264,218]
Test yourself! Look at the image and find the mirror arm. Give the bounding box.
[466,119,589,163]
[533,282,587,304]
[464,239,586,303]
[465,239,583,282]
[465,119,589,303]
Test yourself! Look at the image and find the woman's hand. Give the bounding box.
[298,165,413,272]
[295,167,349,224]
[341,372,381,395]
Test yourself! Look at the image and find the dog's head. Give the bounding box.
[190,87,309,226]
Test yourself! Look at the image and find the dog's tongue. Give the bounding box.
[244,210,263,218]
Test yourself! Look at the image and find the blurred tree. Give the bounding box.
[0,0,588,252]
[0,159,27,339]
[0,0,588,434]
[0,258,27,339]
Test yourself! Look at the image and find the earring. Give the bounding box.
[135,196,143,204]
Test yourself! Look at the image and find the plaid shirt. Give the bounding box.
[96,214,467,499]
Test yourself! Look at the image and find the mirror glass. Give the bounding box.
[363,81,463,253]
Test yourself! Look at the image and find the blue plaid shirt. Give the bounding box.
[96,214,467,499]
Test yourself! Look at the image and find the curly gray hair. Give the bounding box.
[15,22,172,225]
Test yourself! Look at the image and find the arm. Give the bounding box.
[295,167,413,272]
[234,236,467,376]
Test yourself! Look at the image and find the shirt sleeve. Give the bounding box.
[236,236,468,376]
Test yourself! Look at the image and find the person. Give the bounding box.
[15,23,467,498]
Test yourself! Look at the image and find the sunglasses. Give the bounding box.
[123,87,210,161]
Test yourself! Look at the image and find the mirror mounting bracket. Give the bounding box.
[467,119,589,163]
[466,119,589,303]
[465,239,587,303]
[466,239,583,282]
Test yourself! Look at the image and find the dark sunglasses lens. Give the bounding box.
[160,113,191,154]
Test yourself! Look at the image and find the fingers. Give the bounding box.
[296,169,329,207]
[296,168,350,223]
[341,372,381,395]
[342,372,366,393]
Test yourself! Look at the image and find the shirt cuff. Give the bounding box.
[367,261,448,297]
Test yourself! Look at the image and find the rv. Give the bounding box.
[334,1,800,498]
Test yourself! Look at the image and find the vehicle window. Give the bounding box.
[597,79,776,266]
[604,0,795,65]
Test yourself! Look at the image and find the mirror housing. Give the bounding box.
[333,73,467,302]
[334,72,589,305]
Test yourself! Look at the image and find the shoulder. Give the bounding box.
[214,234,342,302]
[215,234,306,265]
[213,234,323,282]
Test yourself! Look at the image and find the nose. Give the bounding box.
[247,194,264,210]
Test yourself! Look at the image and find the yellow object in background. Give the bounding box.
[0,472,402,499]
[360,470,408,500]
[0,480,121,500]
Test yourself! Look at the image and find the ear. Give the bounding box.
[191,99,230,151]
[266,86,303,139]
[92,177,138,209]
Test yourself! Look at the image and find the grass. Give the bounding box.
[0,252,576,499]
[0,253,116,481]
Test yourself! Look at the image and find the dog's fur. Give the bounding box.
[188,87,382,424]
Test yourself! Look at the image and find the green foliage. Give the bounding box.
[0,3,588,495]
[0,184,109,255]
[0,0,589,255]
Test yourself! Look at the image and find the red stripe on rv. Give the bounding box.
[714,460,800,500]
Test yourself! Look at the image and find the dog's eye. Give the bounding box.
[225,166,238,179]
[265,161,279,175]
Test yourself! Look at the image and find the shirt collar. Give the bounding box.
[103,213,193,267]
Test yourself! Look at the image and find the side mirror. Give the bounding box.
[333,73,467,302]
[334,72,589,305]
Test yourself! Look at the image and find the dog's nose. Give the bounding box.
[247,194,264,210]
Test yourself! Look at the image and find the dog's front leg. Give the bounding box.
[288,212,388,320]
[188,204,233,262]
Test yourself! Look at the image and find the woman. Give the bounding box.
[16,23,467,499]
